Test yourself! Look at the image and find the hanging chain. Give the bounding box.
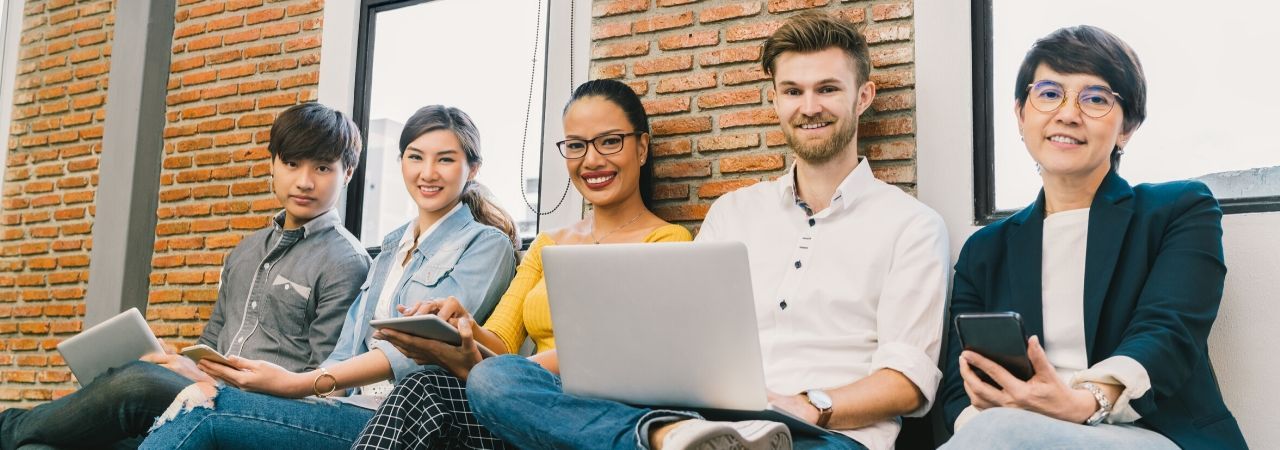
[519,0,575,216]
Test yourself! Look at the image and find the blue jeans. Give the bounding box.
[0,360,191,449]
[138,386,374,450]
[467,355,864,450]
[941,407,1178,450]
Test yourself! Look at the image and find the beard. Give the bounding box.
[782,113,858,165]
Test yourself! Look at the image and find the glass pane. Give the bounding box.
[991,0,1280,211]
[360,0,547,245]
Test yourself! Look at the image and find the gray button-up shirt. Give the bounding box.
[198,209,370,372]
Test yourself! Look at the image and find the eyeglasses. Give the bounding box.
[1025,80,1123,119]
[555,132,644,159]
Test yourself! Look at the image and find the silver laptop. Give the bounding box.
[56,308,165,385]
[543,242,831,436]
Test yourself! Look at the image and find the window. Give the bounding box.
[973,0,1280,222]
[348,0,556,245]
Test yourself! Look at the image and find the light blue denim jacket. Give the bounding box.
[321,204,516,382]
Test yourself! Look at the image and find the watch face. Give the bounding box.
[806,389,833,409]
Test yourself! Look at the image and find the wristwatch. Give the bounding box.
[1078,382,1112,426]
[803,389,834,428]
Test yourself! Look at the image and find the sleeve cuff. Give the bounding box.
[1069,355,1150,423]
[870,341,942,417]
[954,405,981,431]
[371,339,425,382]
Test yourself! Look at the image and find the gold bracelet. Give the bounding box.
[312,367,337,398]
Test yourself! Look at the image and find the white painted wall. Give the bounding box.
[915,0,1280,447]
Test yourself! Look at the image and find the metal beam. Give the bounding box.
[84,0,176,326]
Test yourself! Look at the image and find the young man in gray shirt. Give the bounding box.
[0,102,372,449]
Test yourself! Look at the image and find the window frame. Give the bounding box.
[970,0,1280,225]
[343,0,584,248]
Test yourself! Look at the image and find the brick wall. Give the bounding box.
[148,0,323,353]
[0,0,113,404]
[589,0,917,227]
[0,0,324,407]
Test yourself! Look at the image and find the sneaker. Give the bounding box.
[661,419,792,450]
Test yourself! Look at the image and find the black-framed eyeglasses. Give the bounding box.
[555,132,644,159]
[1025,80,1123,119]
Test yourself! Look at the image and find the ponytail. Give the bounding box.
[460,181,519,250]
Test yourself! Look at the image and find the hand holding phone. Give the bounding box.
[180,344,233,366]
[954,312,1035,387]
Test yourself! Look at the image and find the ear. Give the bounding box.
[467,162,480,182]
[854,80,877,117]
[637,132,650,165]
[343,164,355,185]
[1117,128,1136,150]
[1014,99,1026,134]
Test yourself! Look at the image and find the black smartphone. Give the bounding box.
[954,312,1035,387]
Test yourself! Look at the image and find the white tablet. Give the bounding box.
[370,315,497,358]
[56,308,165,385]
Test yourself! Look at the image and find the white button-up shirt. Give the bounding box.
[695,159,950,450]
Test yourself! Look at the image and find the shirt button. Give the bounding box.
[237,337,245,343]
[808,218,816,226]
[794,260,802,269]
[263,262,271,270]
[250,301,257,309]
[779,299,788,310]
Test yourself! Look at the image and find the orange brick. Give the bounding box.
[720,153,784,173]
[652,139,693,157]
[632,55,692,76]
[719,107,779,128]
[698,178,759,198]
[643,97,691,116]
[656,72,716,94]
[767,0,830,14]
[866,140,916,160]
[633,12,694,34]
[658,30,719,51]
[861,116,914,137]
[700,2,762,23]
[654,204,710,222]
[698,133,760,152]
[593,0,648,18]
[721,67,770,85]
[592,40,649,60]
[655,160,712,179]
[652,116,712,136]
[864,23,912,44]
[698,46,761,67]
[592,22,632,40]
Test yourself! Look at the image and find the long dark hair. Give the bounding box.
[565,79,655,208]
[399,105,519,249]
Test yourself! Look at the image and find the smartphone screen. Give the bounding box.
[955,312,1035,386]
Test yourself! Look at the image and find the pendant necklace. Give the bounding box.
[591,211,644,244]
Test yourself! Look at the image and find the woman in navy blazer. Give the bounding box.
[939,26,1246,449]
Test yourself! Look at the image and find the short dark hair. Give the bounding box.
[761,10,871,86]
[566,79,655,209]
[267,102,362,170]
[1014,25,1147,168]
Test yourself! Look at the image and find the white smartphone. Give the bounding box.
[180,344,232,365]
[370,314,497,358]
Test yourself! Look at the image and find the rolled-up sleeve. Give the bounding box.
[1070,355,1151,423]
[870,211,951,416]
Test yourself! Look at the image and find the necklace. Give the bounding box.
[591,211,644,244]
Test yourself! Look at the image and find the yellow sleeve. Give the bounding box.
[481,233,552,354]
[645,224,694,243]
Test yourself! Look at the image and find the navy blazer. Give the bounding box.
[940,171,1247,449]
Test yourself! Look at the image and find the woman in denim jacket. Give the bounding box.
[140,105,518,450]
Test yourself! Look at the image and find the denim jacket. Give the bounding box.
[321,204,517,382]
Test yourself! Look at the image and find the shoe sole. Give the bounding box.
[690,422,792,450]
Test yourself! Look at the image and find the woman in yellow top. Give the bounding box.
[351,79,692,450]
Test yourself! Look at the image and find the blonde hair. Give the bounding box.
[761,10,871,85]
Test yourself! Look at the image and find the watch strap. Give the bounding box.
[1079,382,1112,426]
[802,391,834,428]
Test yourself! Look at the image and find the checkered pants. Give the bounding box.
[352,367,516,450]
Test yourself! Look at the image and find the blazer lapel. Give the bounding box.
[1006,194,1046,340]
[1083,171,1134,359]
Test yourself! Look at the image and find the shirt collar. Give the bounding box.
[396,201,467,254]
[271,208,342,239]
[777,156,874,213]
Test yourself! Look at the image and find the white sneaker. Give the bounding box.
[660,419,792,450]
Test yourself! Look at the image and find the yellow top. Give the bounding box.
[481,223,693,354]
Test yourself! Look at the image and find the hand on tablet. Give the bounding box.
[197,356,310,398]
[378,316,484,380]
[140,352,214,383]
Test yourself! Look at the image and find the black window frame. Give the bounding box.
[971,0,1280,225]
[345,0,547,249]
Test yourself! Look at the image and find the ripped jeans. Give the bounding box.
[138,385,374,450]
[0,360,191,449]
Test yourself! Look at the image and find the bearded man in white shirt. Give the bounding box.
[463,11,950,450]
